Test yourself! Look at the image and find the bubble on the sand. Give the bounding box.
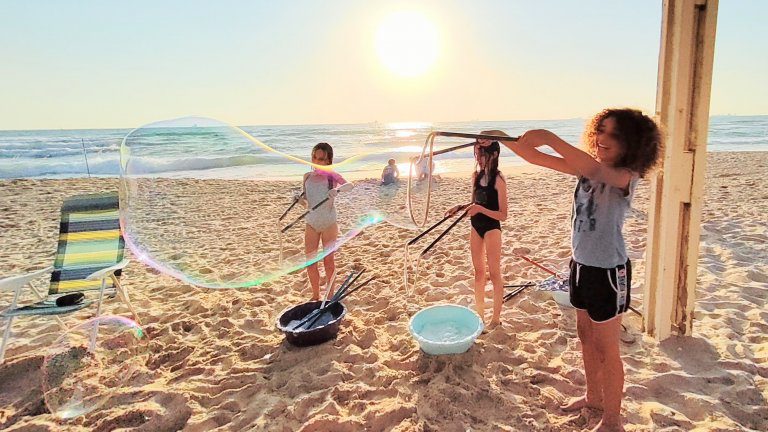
[120,116,438,288]
[43,316,147,420]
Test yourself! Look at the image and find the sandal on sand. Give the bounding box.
[56,292,85,307]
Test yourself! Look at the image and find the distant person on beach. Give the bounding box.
[480,108,662,432]
[446,141,508,327]
[381,158,400,185]
[415,156,435,181]
[301,142,347,301]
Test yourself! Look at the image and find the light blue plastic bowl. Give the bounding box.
[409,304,484,355]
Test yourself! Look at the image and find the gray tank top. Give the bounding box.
[571,175,639,268]
[305,173,336,216]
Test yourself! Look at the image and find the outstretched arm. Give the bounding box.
[482,129,632,190]
[481,129,577,176]
[522,130,632,190]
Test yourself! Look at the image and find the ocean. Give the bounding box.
[1,116,766,180]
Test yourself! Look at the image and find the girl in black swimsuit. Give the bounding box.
[447,142,508,326]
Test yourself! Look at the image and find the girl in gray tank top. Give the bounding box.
[301,143,347,301]
[479,108,662,431]
[571,175,639,268]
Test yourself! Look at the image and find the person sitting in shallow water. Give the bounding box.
[381,158,400,185]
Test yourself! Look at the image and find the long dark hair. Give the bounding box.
[475,141,500,186]
[582,108,662,177]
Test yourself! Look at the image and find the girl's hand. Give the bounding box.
[518,129,556,148]
[328,188,339,199]
[444,204,461,217]
[467,204,485,217]
[478,130,509,147]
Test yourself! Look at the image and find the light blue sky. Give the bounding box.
[0,1,765,130]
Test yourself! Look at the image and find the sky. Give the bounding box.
[0,1,765,130]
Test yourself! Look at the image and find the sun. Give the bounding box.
[375,11,439,78]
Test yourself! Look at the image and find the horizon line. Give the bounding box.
[0,113,765,133]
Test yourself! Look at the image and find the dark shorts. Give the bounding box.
[569,259,632,323]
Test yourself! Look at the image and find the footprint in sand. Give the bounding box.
[0,356,47,429]
[147,346,195,371]
[648,405,696,430]
[746,269,768,283]
[512,246,531,255]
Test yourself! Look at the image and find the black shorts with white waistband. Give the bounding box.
[569,259,632,323]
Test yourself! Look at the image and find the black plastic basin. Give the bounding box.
[276,301,347,347]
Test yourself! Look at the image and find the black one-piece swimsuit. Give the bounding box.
[471,172,501,238]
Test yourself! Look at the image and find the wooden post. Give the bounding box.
[644,0,718,340]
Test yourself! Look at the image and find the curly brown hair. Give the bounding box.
[582,108,663,177]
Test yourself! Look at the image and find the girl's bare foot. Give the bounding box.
[560,395,603,412]
[310,295,320,301]
[488,319,501,329]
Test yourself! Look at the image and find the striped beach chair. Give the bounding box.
[0,192,139,363]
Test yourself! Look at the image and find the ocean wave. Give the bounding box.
[0,157,120,179]
[2,116,767,179]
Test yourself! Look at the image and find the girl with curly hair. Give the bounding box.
[481,108,662,432]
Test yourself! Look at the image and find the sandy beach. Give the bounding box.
[0,151,766,431]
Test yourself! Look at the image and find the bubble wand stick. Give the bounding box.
[281,183,354,233]
[279,191,305,221]
[407,132,517,228]
[420,207,471,258]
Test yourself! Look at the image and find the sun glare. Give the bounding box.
[375,11,439,78]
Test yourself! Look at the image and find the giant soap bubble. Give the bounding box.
[121,117,409,288]
[119,117,511,288]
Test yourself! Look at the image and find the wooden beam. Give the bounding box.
[644,0,718,340]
